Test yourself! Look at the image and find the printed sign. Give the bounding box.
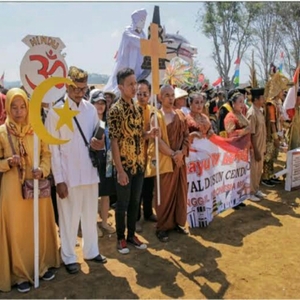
[186,137,250,228]
[285,148,300,191]
[20,35,68,103]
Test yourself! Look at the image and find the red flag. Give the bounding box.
[212,77,222,87]
[234,57,241,65]
[198,73,205,83]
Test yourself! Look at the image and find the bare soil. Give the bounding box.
[2,152,300,299]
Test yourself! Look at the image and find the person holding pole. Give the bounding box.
[0,88,60,293]
[45,66,107,274]
[108,68,158,254]
[152,85,190,242]
[135,79,157,233]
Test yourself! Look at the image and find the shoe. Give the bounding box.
[101,224,116,234]
[261,180,275,187]
[238,202,246,207]
[156,230,169,242]
[117,239,130,254]
[65,263,80,274]
[145,214,158,222]
[42,270,55,281]
[255,190,267,198]
[97,226,104,238]
[270,178,281,184]
[17,282,30,293]
[127,236,147,250]
[135,221,143,233]
[249,194,261,202]
[86,254,107,264]
[175,225,189,235]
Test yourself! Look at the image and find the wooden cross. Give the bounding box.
[140,23,167,94]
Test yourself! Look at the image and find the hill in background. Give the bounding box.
[3,73,109,89]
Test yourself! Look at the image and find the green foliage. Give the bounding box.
[197,2,257,88]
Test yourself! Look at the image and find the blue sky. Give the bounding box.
[0,1,250,83]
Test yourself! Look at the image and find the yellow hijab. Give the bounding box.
[5,88,33,182]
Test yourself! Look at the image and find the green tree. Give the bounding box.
[250,2,281,83]
[196,2,259,89]
[190,59,204,85]
[275,2,300,76]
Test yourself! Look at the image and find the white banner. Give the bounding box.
[186,136,250,228]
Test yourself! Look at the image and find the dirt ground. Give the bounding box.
[2,152,300,299]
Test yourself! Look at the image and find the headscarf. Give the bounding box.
[5,88,33,182]
[0,93,6,125]
[131,8,147,30]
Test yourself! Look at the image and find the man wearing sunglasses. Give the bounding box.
[46,66,107,275]
[135,79,157,233]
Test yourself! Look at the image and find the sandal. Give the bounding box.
[156,230,169,242]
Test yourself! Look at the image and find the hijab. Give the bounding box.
[5,88,33,182]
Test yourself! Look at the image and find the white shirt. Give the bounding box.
[45,96,100,188]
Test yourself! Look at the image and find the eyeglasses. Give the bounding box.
[137,92,149,97]
[71,85,88,94]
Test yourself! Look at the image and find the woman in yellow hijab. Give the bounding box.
[0,88,60,293]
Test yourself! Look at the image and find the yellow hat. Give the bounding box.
[265,72,294,99]
[68,66,88,82]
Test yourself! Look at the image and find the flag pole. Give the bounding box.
[33,133,39,288]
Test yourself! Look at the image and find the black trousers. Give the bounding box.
[137,176,154,221]
[115,170,144,240]
[51,185,59,226]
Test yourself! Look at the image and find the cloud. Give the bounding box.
[111,29,120,39]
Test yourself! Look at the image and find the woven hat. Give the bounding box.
[264,72,294,99]
[174,87,188,100]
[104,91,116,99]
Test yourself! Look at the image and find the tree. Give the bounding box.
[196,2,259,89]
[190,59,204,85]
[250,2,281,83]
[275,3,300,76]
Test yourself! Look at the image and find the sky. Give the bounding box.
[0,1,250,84]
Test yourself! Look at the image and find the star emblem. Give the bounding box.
[53,99,79,131]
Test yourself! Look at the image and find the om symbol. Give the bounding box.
[25,49,67,90]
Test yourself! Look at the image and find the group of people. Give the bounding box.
[0,64,297,294]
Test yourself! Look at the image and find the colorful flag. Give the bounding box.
[0,72,4,87]
[212,77,222,87]
[233,57,240,87]
[278,52,284,73]
[283,66,300,120]
[198,73,205,83]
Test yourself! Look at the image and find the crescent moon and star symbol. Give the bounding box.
[29,77,80,145]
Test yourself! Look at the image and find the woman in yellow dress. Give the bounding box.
[0,88,60,293]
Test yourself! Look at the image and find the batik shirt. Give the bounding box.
[108,98,144,175]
